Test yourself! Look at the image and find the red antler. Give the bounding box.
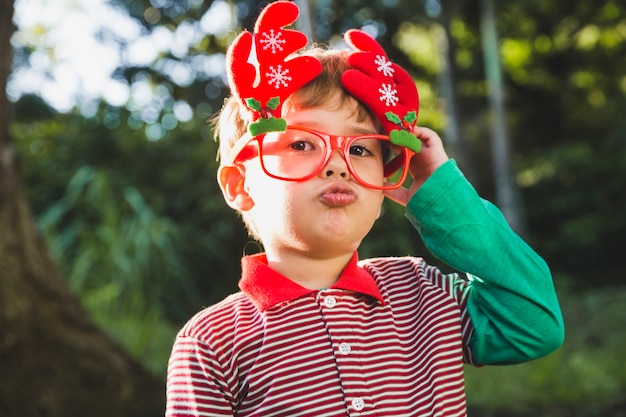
[341,29,422,153]
[226,1,322,137]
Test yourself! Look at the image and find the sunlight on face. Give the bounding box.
[240,97,385,256]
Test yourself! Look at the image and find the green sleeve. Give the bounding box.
[405,159,564,364]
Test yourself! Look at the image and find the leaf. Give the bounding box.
[266,97,281,110]
[390,129,422,153]
[385,111,402,124]
[246,98,261,111]
[404,111,417,124]
[249,117,287,137]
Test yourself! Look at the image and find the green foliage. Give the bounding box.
[465,284,626,415]
[425,0,626,284]
[522,127,626,283]
[499,0,626,280]
[13,100,247,375]
[33,165,193,374]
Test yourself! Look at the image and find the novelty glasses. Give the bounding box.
[226,126,414,190]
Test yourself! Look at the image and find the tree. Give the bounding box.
[480,0,525,234]
[0,1,164,415]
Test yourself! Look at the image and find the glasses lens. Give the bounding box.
[259,128,407,188]
[383,144,408,187]
[349,138,406,188]
[259,128,326,180]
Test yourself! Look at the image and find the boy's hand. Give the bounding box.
[384,126,449,206]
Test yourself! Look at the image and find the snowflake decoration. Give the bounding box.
[375,55,394,77]
[266,65,292,89]
[259,29,286,54]
[378,83,399,107]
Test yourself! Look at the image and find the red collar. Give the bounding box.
[239,252,384,311]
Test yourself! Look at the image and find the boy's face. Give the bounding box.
[220,95,385,258]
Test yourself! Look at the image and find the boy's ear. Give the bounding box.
[217,164,254,211]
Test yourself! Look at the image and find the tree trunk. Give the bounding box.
[438,0,478,183]
[480,0,526,235]
[0,2,164,416]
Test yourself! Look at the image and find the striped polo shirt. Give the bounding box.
[167,252,475,416]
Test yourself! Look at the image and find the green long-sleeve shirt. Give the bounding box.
[406,159,564,364]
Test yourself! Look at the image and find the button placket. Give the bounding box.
[319,291,368,415]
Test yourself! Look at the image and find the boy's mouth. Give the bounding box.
[320,186,356,207]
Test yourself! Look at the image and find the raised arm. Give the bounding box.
[405,159,564,364]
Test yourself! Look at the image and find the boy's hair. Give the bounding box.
[213,47,378,240]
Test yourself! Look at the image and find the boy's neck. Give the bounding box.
[264,250,354,290]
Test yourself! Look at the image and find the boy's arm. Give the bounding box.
[405,159,564,365]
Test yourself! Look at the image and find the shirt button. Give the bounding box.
[351,397,365,411]
[338,342,351,355]
[324,295,337,308]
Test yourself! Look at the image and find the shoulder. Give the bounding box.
[359,256,429,281]
[177,291,261,343]
[359,256,428,292]
[359,256,469,302]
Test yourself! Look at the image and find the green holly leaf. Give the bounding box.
[385,112,402,125]
[246,98,261,111]
[266,97,281,110]
[249,117,287,137]
[404,111,417,124]
[390,129,422,153]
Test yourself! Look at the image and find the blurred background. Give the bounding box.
[1,0,625,416]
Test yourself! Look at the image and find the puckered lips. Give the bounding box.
[319,183,357,207]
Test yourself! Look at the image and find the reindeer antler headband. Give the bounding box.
[227,1,421,154]
[341,29,422,153]
[226,0,322,137]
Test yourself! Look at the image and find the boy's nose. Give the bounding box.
[322,149,350,179]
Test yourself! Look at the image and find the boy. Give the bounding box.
[166,2,564,416]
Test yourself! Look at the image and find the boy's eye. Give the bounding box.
[350,138,382,158]
[349,145,371,156]
[289,139,314,151]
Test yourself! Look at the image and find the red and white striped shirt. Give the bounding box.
[167,252,474,416]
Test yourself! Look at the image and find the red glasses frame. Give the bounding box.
[226,125,414,190]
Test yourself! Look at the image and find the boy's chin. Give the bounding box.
[302,233,366,257]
